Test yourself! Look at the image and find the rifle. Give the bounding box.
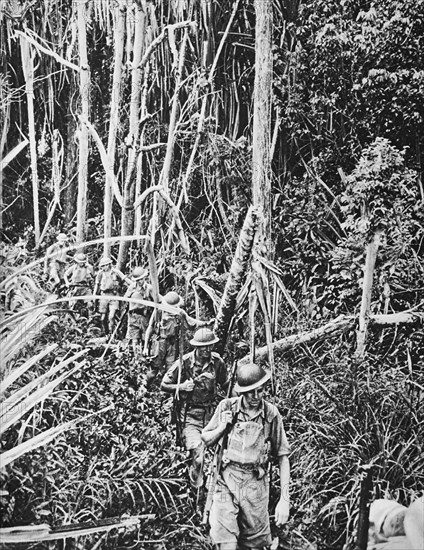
[202,357,238,525]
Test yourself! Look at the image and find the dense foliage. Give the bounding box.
[1,0,424,549]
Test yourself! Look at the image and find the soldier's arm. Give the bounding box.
[115,268,132,286]
[201,402,232,448]
[184,311,213,328]
[160,362,193,394]
[63,265,73,286]
[275,455,290,526]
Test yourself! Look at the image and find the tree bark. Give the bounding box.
[214,206,258,355]
[117,2,145,270]
[252,0,273,259]
[355,231,383,358]
[105,1,126,257]
[20,37,40,245]
[76,0,90,245]
[240,315,355,364]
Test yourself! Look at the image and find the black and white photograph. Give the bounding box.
[1,1,423,549]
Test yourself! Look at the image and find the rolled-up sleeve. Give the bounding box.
[270,412,290,457]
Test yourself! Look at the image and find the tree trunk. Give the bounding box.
[240,315,356,364]
[249,0,273,370]
[76,0,90,245]
[252,0,273,259]
[64,79,79,226]
[20,37,40,245]
[355,231,383,358]
[117,2,145,270]
[104,1,126,257]
[214,206,258,356]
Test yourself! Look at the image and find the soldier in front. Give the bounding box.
[201,362,290,550]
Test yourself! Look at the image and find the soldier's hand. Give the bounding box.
[274,497,290,526]
[219,410,233,427]
[180,379,194,392]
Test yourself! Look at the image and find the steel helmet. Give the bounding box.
[132,267,148,281]
[189,328,219,347]
[99,256,113,267]
[57,232,68,242]
[163,291,183,307]
[233,363,271,393]
[74,252,86,263]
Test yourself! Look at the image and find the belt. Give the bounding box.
[189,402,213,409]
[226,460,258,471]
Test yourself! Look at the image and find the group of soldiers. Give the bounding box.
[44,232,291,550]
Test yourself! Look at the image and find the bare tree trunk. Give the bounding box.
[240,315,356,364]
[117,2,145,270]
[252,0,273,259]
[64,82,79,226]
[214,206,258,355]
[76,0,90,244]
[249,0,273,370]
[105,1,126,257]
[20,37,40,245]
[355,231,383,358]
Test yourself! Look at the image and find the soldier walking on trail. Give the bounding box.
[93,256,129,336]
[124,266,154,356]
[64,253,94,311]
[201,363,291,550]
[160,328,229,488]
[44,232,69,290]
[153,291,212,375]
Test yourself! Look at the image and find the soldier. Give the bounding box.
[93,256,129,336]
[201,362,290,550]
[124,266,154,356]
[44,232,69,290]
[160,328,229,488]
[64,252,94,311]
[153,291,211,375]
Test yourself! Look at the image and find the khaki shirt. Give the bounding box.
[162,351,228,406]
[206,396,290,459]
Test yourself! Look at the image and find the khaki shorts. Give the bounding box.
[209,465,271,549]
[125,311,149,340]
[98,295,120,315]
[153,337,177,371]
[183,406,213,451]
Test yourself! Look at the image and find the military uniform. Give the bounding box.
[125,281,154,341]
[64,260,94,309]
[44,242,68,287]
[206,396,290,549]
[162,350,228,450]
[154,309,203,373]
[93,265,127,334]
